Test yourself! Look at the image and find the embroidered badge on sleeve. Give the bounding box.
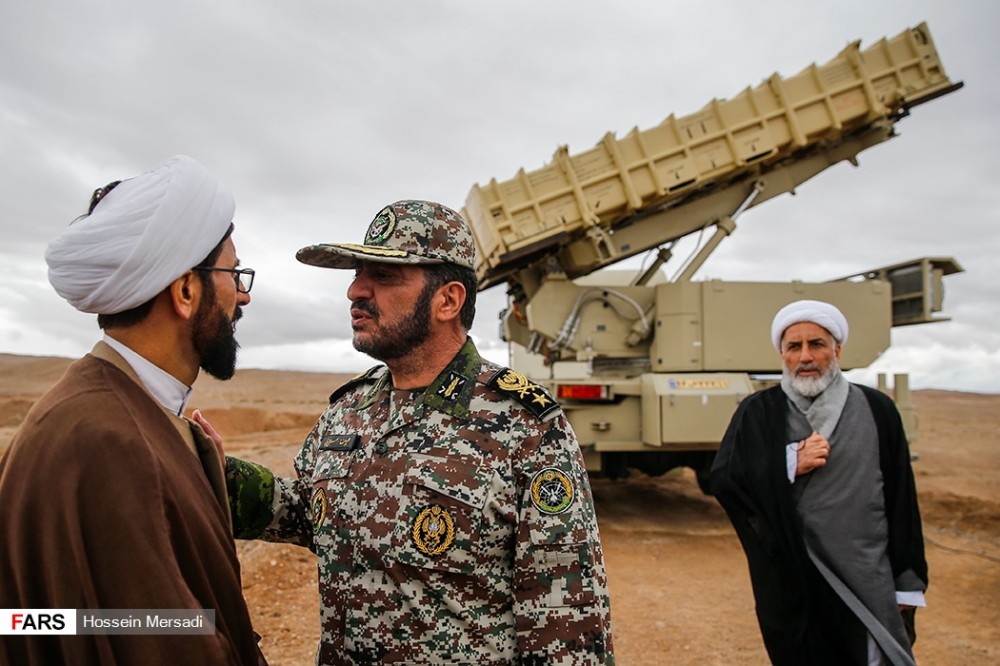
[311,488,327,533]
[530,468,575,514]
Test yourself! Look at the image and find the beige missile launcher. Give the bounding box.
[461,23,964,490]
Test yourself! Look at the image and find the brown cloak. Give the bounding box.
[0,344,261,665]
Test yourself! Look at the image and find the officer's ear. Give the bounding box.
[434,281,466,324]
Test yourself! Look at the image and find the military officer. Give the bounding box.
[221,200,614,665]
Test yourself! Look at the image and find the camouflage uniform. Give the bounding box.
[229,338,613,664]
[228,199,613,664]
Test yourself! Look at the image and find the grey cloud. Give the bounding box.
[1,0,997,391]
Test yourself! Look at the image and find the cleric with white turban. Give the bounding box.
[714,300,927,666]
[770,299,849,352]
[46,155,235,314]
[2,156,265,664]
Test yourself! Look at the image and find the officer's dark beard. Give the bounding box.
[352,280,433,362]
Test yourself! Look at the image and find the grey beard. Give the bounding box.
[784,359,841,398]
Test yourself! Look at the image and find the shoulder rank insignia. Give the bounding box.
[412,504,455,556]
[329,365,385,404]
[488,368,561,420]
[530,467,575,515]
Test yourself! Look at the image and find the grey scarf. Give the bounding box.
[781,369,849,439]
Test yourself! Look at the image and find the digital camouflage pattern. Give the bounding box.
[295,199,477,271]
[228,338,614,665]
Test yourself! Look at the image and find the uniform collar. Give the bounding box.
[359,337,482,419]
[422,337,481,419]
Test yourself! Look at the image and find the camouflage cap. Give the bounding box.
[296,200,476,271]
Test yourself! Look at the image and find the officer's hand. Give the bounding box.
[192,409,225,467]
[796,431,830,476]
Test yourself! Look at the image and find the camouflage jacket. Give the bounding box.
[228,338,614,665]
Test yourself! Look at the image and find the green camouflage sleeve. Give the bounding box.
[512,415,615,664]
[225,406,349,550]
[224,455,275,539]
[224,454,314,548]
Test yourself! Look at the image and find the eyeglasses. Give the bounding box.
[193,266,256,294]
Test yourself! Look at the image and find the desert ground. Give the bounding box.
[2,353,997,664]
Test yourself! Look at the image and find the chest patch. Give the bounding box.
[320,434,359,452]
[310,488,327,532]
[411,504,455,556]
[530,468,575,515]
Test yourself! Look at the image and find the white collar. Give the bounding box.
[102,334,193,416]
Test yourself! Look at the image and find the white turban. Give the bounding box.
[46,155,235,315]
[770,299,849,351]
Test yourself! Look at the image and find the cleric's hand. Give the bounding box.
[796,430,830,476]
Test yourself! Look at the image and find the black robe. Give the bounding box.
[709,384,927,665]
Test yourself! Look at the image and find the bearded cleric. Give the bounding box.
[0,156,263,665]
[710,299,927,666]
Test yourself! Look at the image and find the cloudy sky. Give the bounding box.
[2,1,996,392]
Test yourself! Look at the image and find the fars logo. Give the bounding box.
[0,609,77,634]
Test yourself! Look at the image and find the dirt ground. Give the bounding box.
[2,354,998,664]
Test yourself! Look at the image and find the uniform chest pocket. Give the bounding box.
[392,455,493,574]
